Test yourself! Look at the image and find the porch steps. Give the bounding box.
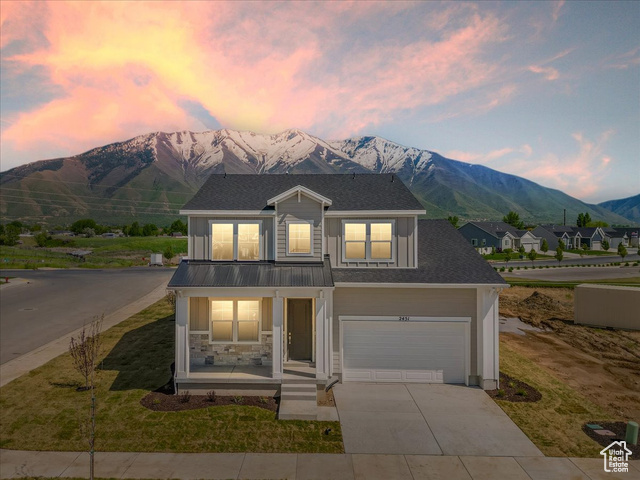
[278,382,318,420]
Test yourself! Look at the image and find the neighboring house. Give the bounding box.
[515,230,541,253]
[612,227,639,247]
[167,174,506,398]
[458,221,523,253]
[536,225,575,249]
[602,227,626,249]
[571,227,606,250]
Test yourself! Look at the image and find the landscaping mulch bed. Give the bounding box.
[141,391,278,412]
[582,422,639,459]
[486,372,542,403]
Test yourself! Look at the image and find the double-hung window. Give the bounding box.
[287,221,312,256]
[211,299,261,343]
[210,221,261,261]
[343,220,394,262]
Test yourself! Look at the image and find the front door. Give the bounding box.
[287,299,312,361]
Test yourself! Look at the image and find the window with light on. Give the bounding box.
[288,223,311,254]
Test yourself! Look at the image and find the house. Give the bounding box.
[612,227,639,247]
[535,225,575,250]
[167,174,506,399]
[602,227,626,249]
[571,227,606,250]
[458,221,540,253]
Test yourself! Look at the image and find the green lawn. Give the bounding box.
[495,340,615,457]
[0,236,187,269]
[483,252,554,261]
[0,299,342,453]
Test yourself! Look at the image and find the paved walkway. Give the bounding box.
[1,449,639,479]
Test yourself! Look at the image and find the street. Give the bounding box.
[0,268,173,365]
[501,265,640,282]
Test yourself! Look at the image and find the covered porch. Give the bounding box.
[168,259,335,390]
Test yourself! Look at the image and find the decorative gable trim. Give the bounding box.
[267,185,333,206]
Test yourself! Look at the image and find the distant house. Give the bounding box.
[571,227,606,250]
[612,227,639,247]
[534,225,578,250]
[458,221,540,253]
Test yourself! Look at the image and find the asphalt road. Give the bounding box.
[500,265,640,282]
[490,251,639,268]
[0,268,173,365]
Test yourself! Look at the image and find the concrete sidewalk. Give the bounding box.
[0,282,169,387]
[2,449,639,480]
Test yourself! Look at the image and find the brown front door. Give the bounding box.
[287,299,312,361]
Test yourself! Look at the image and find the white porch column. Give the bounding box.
[315,296,328,380]
[175,295,189,379]
[476,288,499,390]
[272,296,284,379]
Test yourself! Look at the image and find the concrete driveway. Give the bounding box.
[333,383,543,457]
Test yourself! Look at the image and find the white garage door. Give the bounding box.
[341,318,468,384]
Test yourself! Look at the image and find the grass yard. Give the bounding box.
[503,276,640,288]
[0,299,343,453]
[0,236,187,269]
[496,340,616,457]
[566,249,616,256]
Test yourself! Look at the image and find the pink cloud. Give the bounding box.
[528,65,559,81]
[1,2,512,161]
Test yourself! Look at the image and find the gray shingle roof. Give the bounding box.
[182,174,425,212]
[332,219,506,285]
[168,257,334,288]
[465,221,519,238]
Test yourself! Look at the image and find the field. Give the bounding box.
[500,286,640,421]
[0,236,188,269]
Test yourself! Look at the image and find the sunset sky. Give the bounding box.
[1,1,638,203]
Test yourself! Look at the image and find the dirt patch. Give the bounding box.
[500,287,640,420]
[141,392,278,412]
[318,388,335,407]
[582,422,639,460]
[487,372,542,403]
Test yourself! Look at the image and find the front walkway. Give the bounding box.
[334,383,543,456]
[2,449,638,480]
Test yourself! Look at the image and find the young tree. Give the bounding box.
[447,216,459,228]
[491,246,496,255]
[518,245,526,256]
[602,239,610,251]
[35,232,49,247]
[128,222,142,237]
[69,315,103,480]
[163,245,175,264]
[540,238,549,253]
[555,247,563,263]
[558,239,565,250]
[577,212,592,227]
[503,211,524,229]
[527,249,537,265]
[618,243,628,259]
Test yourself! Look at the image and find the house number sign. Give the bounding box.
[398,316,410,322]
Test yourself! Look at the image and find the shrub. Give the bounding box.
[259,396,269,404]
[232,395,243,405]
[205,390,216,402]
[500,267,505,272]
[508,267,513,272]
[179,391,191,403]
[516,389,527,397]
[497,389,506,398]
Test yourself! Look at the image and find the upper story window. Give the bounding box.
[287,221,312,256]
[343,220,394,262]
[210,221,262,261]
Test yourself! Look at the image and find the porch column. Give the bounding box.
[175,295,189,379]
[476,288,499,390]
[315,297,328,380]
[272,296,284,379]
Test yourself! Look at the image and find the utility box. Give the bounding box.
[149,253,163,266]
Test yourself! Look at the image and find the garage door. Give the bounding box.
[341,318,468,384]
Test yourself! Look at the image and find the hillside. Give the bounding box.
[0,129,635,226]
[598,194,640,224]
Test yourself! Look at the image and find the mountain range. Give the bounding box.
[0,129,636,226]
[598,194,640,224]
